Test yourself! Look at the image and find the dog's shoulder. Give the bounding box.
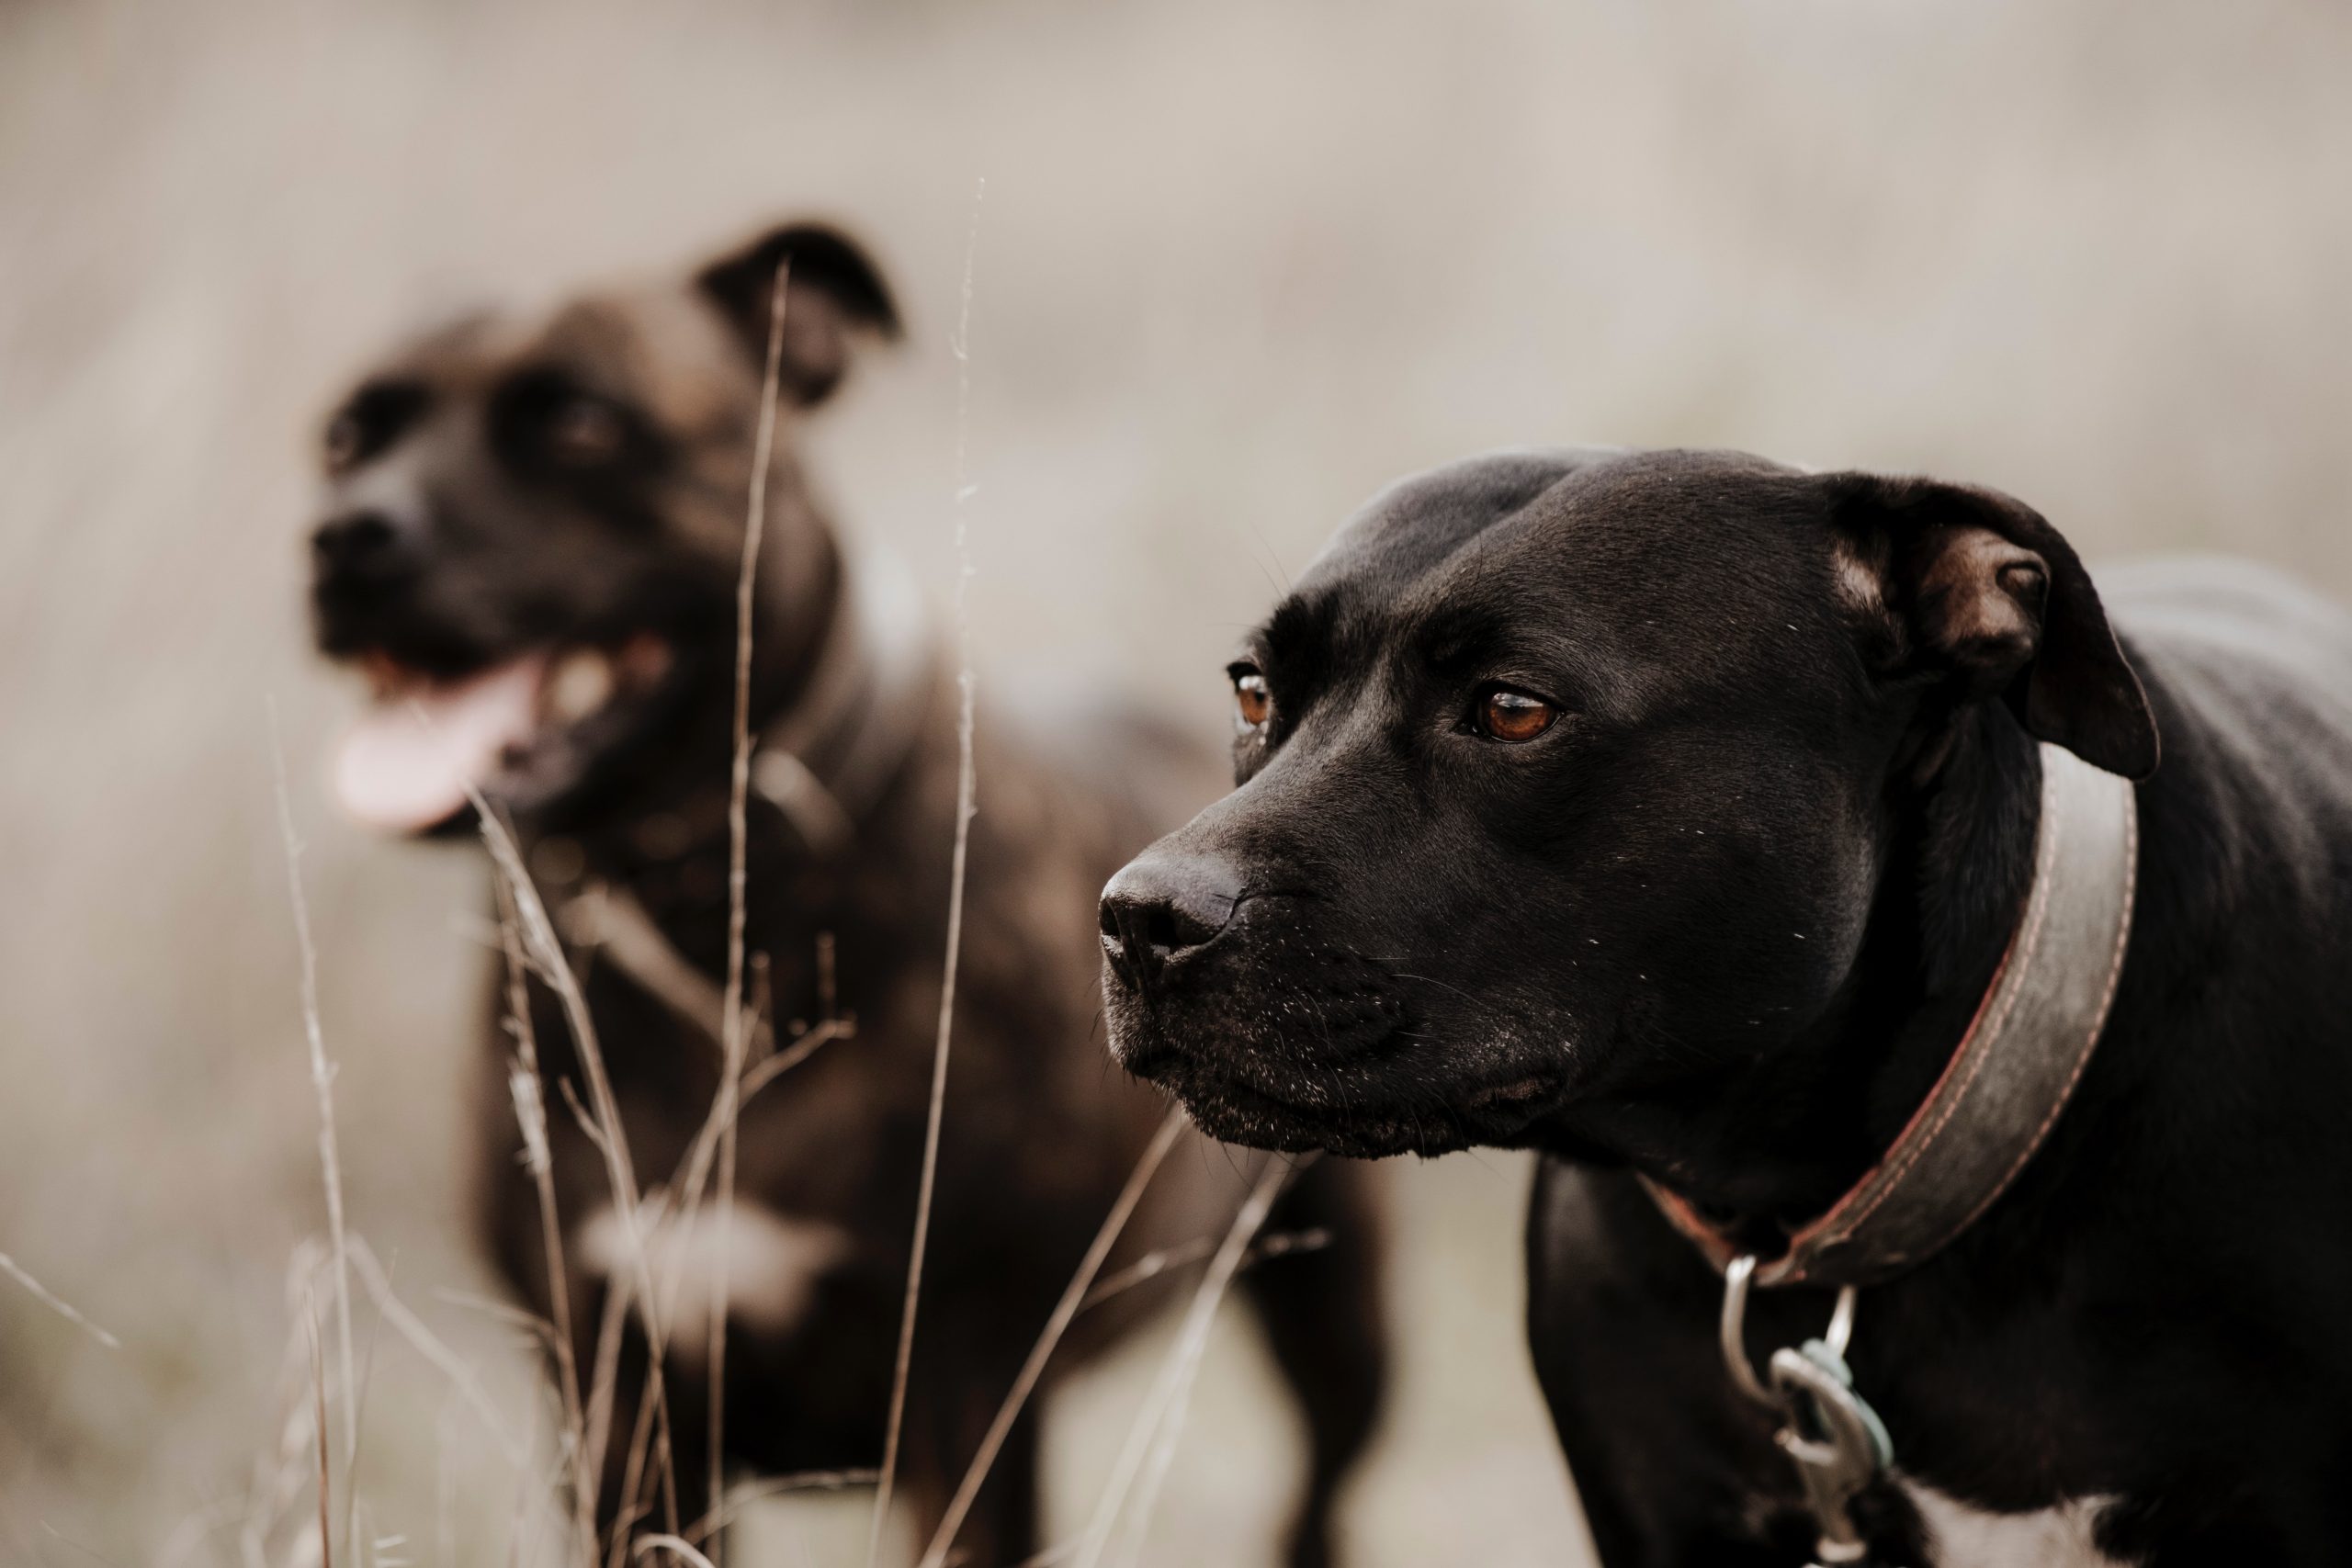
[2105,558,2352,837]
[2106,556,2352,692]
[2084,558,2352,1169]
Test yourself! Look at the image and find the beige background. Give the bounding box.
[3,0,2348,1562]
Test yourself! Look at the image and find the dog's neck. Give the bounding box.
[503,521,951,1057]
[1550,705,2044,1240]
[526,526,867,881]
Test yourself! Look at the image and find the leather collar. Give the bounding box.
[560,546,938,1051]
[1647,742,2139,1290]
[744,544,939,859]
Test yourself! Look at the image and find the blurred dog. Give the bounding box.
[1102,447,2352,1563]
[307,220,1386,1563]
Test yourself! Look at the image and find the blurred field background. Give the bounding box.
[4,0,2349,1562]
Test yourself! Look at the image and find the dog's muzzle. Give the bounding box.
[1097,850,1244,994]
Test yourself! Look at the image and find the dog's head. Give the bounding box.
[308,221,899,833]
[1100,448,2156,1159]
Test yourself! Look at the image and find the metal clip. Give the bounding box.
[1721,1256,1894,1567]
[1770,1337,1894,1563]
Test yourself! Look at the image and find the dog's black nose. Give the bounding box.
[311,510,410,576]
[1100,852,1242,992]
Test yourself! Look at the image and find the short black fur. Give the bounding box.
[1102,446,2352,1563]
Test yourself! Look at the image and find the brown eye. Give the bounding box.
[547,395,627,464]
[322,412,364,472]
[1477,688,1557,742]
[322,380,428,474]
[1232,669,1272,731]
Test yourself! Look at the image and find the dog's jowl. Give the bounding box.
[1102,446,2352,1565]
[309,221,1387,1563]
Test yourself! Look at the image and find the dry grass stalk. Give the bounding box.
[155,1497,244,1568]
[608,1366,680,1565]
[510,1397,547,1568]
[1077,1227,1331,1314]
[497,876,597,1553]
[240,1253,329,1568]
[704,253,794,1565]
[306,1281,335,1568]
[582,1252,635,1533]
[472,799,655,1325]
[467,790,689,1554]
[575,887,772,1061]
[1071,1156,1299,1568]
[682,1469,879,1545]
[599,959,842,1548]
[738,1015,851,1103]
[914,1108,1187,1568]
[270,703,361,1505]
[564,253,824,1559]
[563,254,811,1557]
[1108,1158,1309,1568]
[0,1250,119,1350]
[866,170,988,1568]
[632,1534,719,1568]
[343,1250,397,1564]
[347,1239,526,1467]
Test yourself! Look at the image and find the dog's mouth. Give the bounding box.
[1124,1033,1568,1161]
[332,635,674,833]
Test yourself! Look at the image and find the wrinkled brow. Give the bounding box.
[1258,590,1338,671]
[1415,598,1521,679]
[1405,578,1647,717]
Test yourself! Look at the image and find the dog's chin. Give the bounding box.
[1119,1036,1566,1161]
[1119,1010,1580,1161]
[1168,1077,1459,1159]
[324,633,679,836]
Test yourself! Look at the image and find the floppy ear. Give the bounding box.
[1825,472,2159,780]
[694,221,902,406]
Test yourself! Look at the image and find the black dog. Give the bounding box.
[309,220,1386,1563]
[1101,446,2352,1564]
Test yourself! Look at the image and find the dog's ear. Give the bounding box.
[1824,472,2158,779]
[695,222,902,406]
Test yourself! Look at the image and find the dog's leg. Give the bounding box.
[900,1382,1041,1568]
[968,1404,1043,1567]
[1240,1159,1389,1568]
[579,1300,718,1551]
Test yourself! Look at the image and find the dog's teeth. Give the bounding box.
[546,649,616,723]
[617,633,673,688]
[362,651,408,700]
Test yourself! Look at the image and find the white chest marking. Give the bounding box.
[1905,1482,2132,1568]
[574,1200,850,1358]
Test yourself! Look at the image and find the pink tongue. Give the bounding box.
[334,656,547,832]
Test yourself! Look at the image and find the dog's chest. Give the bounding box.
[574,1198,851,1358]
[1904,1483,2130,1568]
